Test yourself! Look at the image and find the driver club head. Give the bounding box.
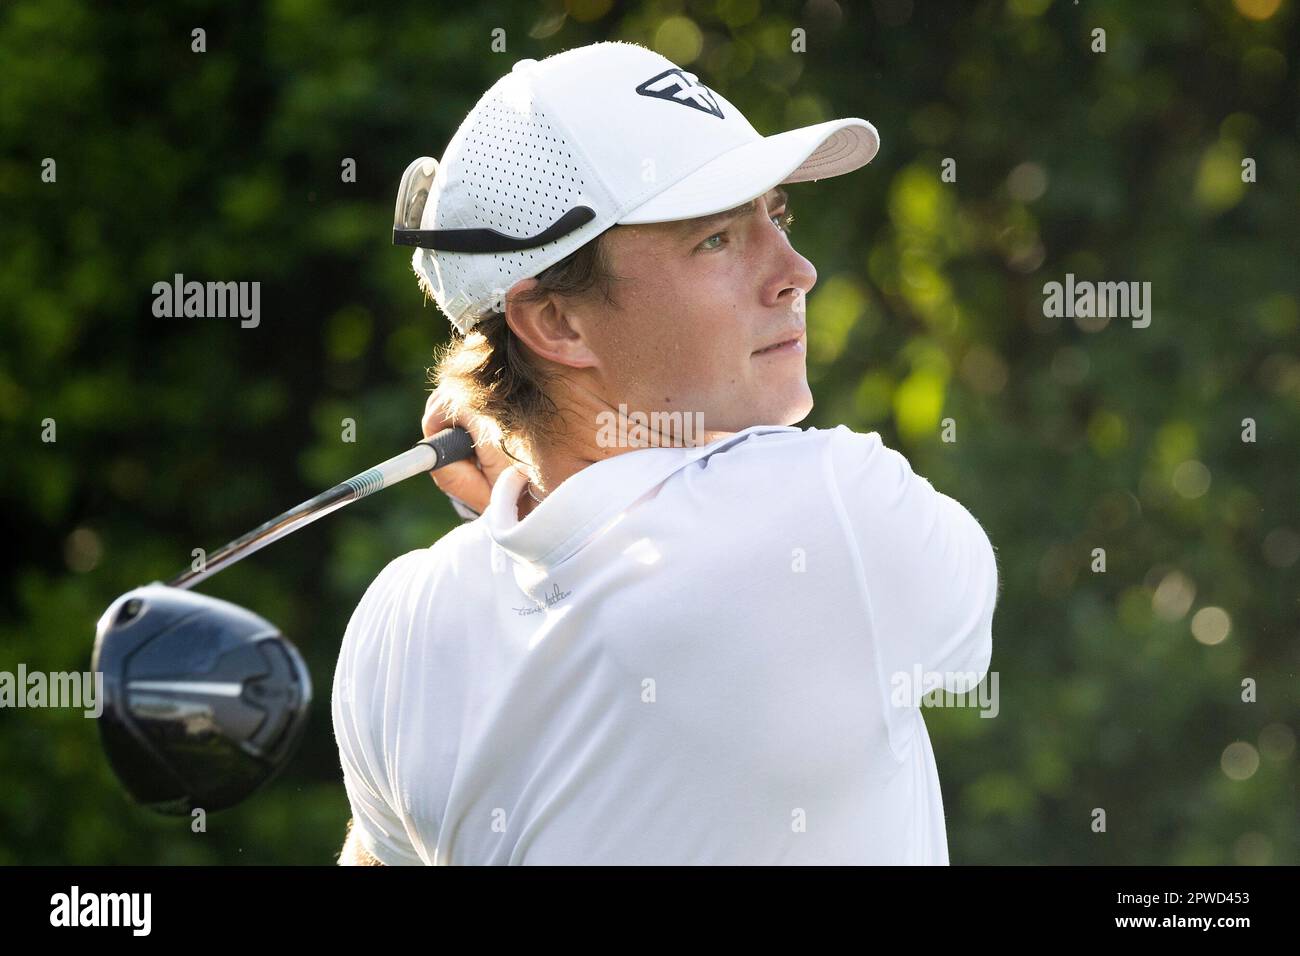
[91,584,312,816]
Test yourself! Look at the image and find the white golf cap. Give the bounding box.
[395,40,879,335]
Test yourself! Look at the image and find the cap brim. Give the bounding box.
[617,118,879,225]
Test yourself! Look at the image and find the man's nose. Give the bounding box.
[764,235,816,309]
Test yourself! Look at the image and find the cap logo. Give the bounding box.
[635,68,724,119]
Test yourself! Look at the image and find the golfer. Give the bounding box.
[333,41,998,865]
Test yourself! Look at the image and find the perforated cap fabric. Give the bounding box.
[409,41,879,335]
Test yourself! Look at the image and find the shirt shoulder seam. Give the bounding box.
[821,427,916,762]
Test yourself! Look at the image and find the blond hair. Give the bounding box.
[421,232,622,472]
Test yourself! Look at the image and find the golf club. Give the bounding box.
[91,426,475,815]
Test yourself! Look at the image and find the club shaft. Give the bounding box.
[168,427,473,590]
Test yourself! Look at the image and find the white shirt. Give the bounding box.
[331,424,998,865]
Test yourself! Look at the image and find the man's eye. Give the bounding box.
[697,208,795,252]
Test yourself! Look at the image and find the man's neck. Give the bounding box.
[513,407,736,521]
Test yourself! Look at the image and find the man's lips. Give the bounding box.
[752,332,805,355]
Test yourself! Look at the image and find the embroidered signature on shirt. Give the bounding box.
[512,582,573,616]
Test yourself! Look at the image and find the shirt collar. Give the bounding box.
[484,424,802,567]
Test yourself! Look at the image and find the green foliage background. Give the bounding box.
[1,0,1296,864]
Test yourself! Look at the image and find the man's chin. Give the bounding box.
[779,384,815,426]
[714,395,814,432]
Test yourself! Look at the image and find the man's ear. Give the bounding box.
[505,281,597,370]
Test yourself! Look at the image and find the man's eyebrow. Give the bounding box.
[669,186,790,239]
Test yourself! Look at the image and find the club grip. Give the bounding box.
[420,426,475,469]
